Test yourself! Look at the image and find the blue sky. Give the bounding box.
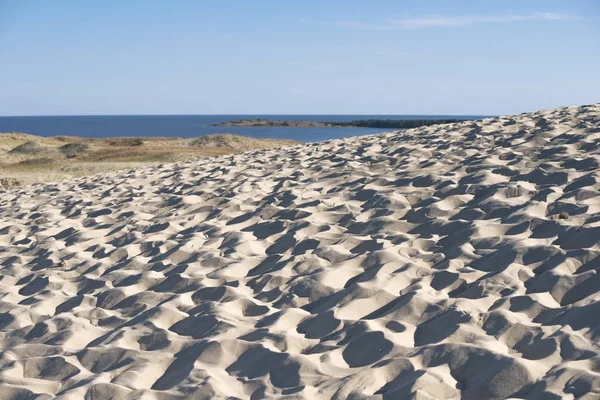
[1,0,598,115]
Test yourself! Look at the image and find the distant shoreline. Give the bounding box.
[0,115,489,141]
[210,118,473,129]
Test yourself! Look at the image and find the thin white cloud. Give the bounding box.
[329,12,579,31]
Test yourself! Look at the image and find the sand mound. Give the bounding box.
[0,104,600,399]
[191,133,296,150]
[58,142,89,156]
[8,141,45,154]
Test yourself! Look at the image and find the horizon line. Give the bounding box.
[0,113,497,118]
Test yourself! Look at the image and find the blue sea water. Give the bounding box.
[0,115,489,142]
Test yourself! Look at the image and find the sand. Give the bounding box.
[0,133,297,188]
[1,103,600,399]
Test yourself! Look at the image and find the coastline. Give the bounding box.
[210,117,472,129]
[0,114,489,140]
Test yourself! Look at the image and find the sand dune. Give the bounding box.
[1,104,600,399]
[0,133,297,188]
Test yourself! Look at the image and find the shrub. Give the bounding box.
[9,141,44,154]
[59,142,89,156]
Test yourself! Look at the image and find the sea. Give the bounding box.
[0,115,490,142]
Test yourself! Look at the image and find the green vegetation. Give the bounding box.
[0,133,297,188]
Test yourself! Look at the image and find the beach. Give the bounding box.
[1,103,600,399]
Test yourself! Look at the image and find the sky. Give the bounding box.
[0,0,599,116]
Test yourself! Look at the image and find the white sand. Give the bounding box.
[1,103,600,399]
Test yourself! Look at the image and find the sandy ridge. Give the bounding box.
[0,103,600,399]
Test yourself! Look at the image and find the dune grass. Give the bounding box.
[0,133,297,187]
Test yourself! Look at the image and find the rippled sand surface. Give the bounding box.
[1,104,600,399]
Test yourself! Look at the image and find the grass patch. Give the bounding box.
[0,132,297,188]
[9,141,45,154]
[59,142,89,157]
[106,138,144,146]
